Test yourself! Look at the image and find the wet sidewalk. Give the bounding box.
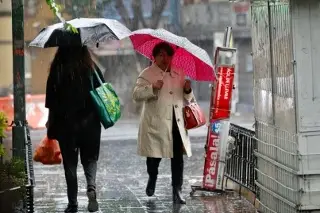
[33,135,257,213]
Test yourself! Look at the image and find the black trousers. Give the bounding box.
[146,113,184,188]
[56,112,101,205]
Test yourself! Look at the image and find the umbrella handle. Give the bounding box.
[155,65,170,103]
[161,65,169,80]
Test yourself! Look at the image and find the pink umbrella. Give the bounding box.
[129,28,215,81]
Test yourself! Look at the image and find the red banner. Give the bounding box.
[210,66,235,121]
[202,65,235,190]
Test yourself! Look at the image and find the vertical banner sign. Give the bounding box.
[202,65,235,190]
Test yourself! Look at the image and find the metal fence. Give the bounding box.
[0,125,34,213]
[225,123,257,194]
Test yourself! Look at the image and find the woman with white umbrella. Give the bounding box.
[30,18,131,212]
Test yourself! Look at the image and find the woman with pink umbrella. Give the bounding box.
[131,29,214,204]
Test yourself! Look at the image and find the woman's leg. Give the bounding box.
[58,137,79,211]
[171,116,186,204]
[146,157,161,196]
[80,132,100,190]
[79,117,101,212]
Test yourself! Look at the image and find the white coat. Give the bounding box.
[132,63,194,158]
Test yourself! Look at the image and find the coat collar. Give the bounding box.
[151,63,179,78]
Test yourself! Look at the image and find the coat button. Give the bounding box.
[175,105,178,108]
[169,91,173,94]
[177,119,180,122]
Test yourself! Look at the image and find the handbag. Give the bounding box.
[33,135,62,165]
[183,98,206,130]
[89,69,121,129]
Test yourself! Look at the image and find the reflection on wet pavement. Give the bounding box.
[33,136,257,213]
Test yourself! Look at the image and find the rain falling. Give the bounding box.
[0,0,257,212]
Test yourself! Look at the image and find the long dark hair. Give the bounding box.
[49,46,93,75]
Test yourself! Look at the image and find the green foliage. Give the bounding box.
[0,111,8,138]
[64,23,78,34]
[0,144,4,157]
[46,0,62,14]
[0,111,8,158]
[45,0,79,34]
[0,158,26,213]
[0,158,25,189]
[0,111,25,187]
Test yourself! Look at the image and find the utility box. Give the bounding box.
[252,0,320,212]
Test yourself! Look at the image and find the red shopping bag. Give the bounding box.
[33,136,62,165]
[184,101,206,130]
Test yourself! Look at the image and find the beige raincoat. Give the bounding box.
[132,63,194,158]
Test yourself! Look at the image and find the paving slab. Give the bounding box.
[33,136,257,213]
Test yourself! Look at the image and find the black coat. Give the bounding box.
[45,63,104,139]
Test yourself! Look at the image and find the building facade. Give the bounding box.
[180,0,253,112]
[0,0,60,96]
[0,0,13,96]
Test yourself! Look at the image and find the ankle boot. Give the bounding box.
[87,189,99,212]
[64,203,78,213]
[172,187,186,204]
[146,176,157,196]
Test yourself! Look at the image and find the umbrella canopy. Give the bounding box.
[129,28,215,81]
[29,18,132,48]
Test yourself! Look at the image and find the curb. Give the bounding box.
[224,178,258,210]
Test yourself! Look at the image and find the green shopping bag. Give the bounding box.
[90,70,121,129]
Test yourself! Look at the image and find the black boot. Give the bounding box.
[146,176,157,196]
[172,187,186,204]
[87,188,99,212]
[64,203,78,213]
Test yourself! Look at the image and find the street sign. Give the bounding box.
[203,65,235,191]
[190,27,237,195]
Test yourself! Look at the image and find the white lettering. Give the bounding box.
[224,68,232,100]
[204,138,220,187]
[205,174,215,187]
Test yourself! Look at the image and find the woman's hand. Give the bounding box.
[152,80,164,90]
[184,79,192,93]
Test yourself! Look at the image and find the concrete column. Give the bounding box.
[252,0,320,212]
[291,0,320,209]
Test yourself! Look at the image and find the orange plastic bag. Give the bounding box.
[33,136,62,165]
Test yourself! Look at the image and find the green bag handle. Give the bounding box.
[94,69,104,86]
[90,68,103,85]
[89,68,103,89]
[89,68,119,101]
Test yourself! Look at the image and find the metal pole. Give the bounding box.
[267,1,276,126]
[223,27,232,48]
[11,0,26,159]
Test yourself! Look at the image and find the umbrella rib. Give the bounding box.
[130,29,215,81]
[133,33,213,67]
[100,25,118,41]
[131,36,163,58]
[131,35,185,57]
[29,18,132,48]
